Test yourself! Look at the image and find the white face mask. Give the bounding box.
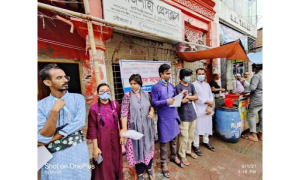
[197,75,205,81]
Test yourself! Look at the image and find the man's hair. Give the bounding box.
[179,68,193,80]
[195,68,206,74]
[235,73,241,77]
[158,64,171,77]
[39,64,63,81]
[252,63,263,70]
[129,74,143,86]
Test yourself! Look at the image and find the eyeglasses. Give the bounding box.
[53,76,70,81]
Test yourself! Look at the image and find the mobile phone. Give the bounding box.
[97,154,103,164]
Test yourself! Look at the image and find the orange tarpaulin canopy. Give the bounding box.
[177,40,249,62]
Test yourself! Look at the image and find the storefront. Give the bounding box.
[215,0,257,90]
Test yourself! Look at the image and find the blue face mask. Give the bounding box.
[161,79,169,84]
[197,75,205,82]
[99,92,110,100]
[183,76,191,83]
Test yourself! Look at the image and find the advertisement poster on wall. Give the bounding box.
[119,60,171,93]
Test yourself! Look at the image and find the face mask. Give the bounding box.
[197,75,205,82]
[183,76,191,83]
[99,92,110,100]
[161,79,169,84]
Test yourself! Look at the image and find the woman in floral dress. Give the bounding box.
[120,74,156,180]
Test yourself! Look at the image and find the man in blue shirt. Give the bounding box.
[38,64,91,180]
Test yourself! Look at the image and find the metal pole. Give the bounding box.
[37,2,212,49]
[82,0,102,86]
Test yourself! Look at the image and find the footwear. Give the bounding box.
[186,152,198,159]
[192,145,203,156]
[138,174,144,180]
[181,158,190,166]
[161,165,170,178]
[257,132,263,141]
[147,168,155,180]
[242,134,258,142]
[170,157,185,168]
[203,143,215,152]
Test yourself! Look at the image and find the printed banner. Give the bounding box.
[119,60,171,93]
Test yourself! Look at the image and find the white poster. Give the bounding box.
[103,0,183,40]
[119,60,171,93]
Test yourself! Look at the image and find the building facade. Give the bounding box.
[38,0,218,117]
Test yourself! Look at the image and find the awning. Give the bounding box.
[247,51,263,64]
[177,40,249,62]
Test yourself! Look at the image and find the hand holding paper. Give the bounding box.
[121,130,144,140]
[169,92,183,107]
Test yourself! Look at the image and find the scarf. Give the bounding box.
[129,90,155,162]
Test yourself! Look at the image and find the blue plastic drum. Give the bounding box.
[215,106,242,143]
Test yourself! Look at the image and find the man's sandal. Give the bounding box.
[257,133,263,141]
[170,158,185,168]
[147,168,155,180]
[181,158,190,166]
[138,174,144,180]
[187,153,198,159]
[161,165,170,178]
[242,134,258,142]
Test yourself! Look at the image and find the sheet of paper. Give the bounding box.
[38,146,53,171]
[122,130,144,140]
[169,92,183,107]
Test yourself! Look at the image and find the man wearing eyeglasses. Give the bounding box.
[38,64,91,180]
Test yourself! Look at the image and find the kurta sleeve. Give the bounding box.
[58,95,86,138]
[37,103,53,144]
[249,75,259,92]
[115,101,121,118]
[151,85,168,107]
[86,106,97,140]
[208,84,214,102]
[193,82,206,105]
[121,93,130,119]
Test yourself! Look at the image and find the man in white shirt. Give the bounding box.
[232,74,249,93]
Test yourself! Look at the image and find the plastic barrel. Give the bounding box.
[215,106,242,143]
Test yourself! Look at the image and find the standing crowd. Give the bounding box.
[38,63,262,180]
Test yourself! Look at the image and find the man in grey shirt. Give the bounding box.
[175,68,199,166]
[244,64,263,142]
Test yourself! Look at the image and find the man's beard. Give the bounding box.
[58,83,69,92]
[58,88,68,92]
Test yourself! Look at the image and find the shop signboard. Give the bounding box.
[102,0,182,40]
[119,60,171,93]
